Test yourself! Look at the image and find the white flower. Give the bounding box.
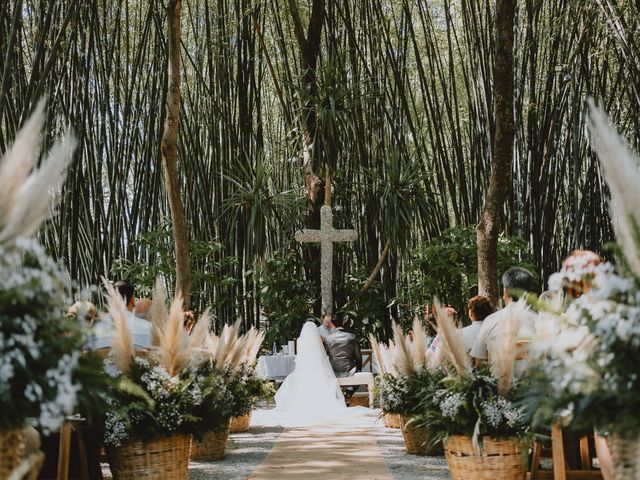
[440,392,464,419]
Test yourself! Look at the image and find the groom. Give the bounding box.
[324,315,362,378]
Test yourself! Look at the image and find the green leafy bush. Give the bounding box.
[0,240,108,433]
[525,265,640,438]
[225,364,275,418]
[104,358,222,445]
[395,226,538,326]
[111,221,240,312]
[258,248,315,346]
[416,367,529,446]
[377,366,445,416]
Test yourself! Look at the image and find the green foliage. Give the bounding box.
[224,364,275,418]
[524,268,640,438]
[0,241,108,433]
[377,367,445,416]
[377,150,439,252]
[189,362,235,435]
[340,268,387,347]
[104,357,222,445]
[395,227,538,326]
[111,221,239,312]
[259,248,388,346]
[416,368,529,445]
[258,248,315,346]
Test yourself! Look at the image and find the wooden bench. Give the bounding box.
[336,372,374,406]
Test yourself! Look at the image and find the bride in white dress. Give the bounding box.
[274,321,346,414]
[253,321,349,426]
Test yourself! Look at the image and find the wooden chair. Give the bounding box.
[527,425,603,480]
[361,349,373,372]
[57,348,149,479]
[56,415,90,480]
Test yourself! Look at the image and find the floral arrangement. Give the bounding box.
[527,263,640,437]
[0,100,107,435]
[372,319,443,417]
[225,363,274,419]
[421,367,528,443]
[377,367,444,416]
[104,356,215,446]
[103,280,213,444]
[524,103,640,441]
[198,320,269,426]
[0,240,82,433]
[416,302,528,447]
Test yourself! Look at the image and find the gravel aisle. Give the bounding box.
[189,426,284,480]
[188,413,451,480]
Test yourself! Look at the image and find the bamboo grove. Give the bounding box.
[1,0,639,333]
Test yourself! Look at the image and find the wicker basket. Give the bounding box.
[444,435,524,480]
[1,428,27,478]
[400,415,442,456]
[383,413,402,429]
[229,412,252,433]
[608,433,640,480]
[105,434,191,480]
[190,426,230,461]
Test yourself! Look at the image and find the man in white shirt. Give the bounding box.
[87,281,152,350]
[470,267,538,373]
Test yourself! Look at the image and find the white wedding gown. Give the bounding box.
[253,321,377,427]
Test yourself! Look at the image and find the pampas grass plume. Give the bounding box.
[488,299,525,396]
[391,321,413,375]
[0,98,77,244]
[587,99,640,278]
[149,278,168,347]
[103,279,133,374]
[434,299,471,377]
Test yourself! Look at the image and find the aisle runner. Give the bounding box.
[247,423,393,480]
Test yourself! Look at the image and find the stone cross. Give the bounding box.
[295,205,357,316]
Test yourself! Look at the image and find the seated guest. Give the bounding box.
[325,315,362,377]
[87,280,152,350]
[428,305,458,353]
[183,310,196,334]
[67,300,98,325]
[548,249,605,299]
[470,267,538,372]
[460,295,494,352]
[134,297,152,319]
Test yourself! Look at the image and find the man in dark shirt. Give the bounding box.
[325,315,362,377]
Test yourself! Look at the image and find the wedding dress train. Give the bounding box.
[253,321,376,427]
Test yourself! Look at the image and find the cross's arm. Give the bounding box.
[295,230,324,243]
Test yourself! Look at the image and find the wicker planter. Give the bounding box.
[190,426,230,461]
[105,434,191,480]
[607,433,640,480]
[0,426,44,479]
[1,428,27,478]
[229,412,252,433]
[400,415,442,456]
[444,435,524,480]
[383,413,402,429]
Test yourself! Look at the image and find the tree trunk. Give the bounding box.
[287,0,326,313]
[341,239,391,310]
[161,0,191,307]
[287,0,325,229]
[477,0,515,306]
